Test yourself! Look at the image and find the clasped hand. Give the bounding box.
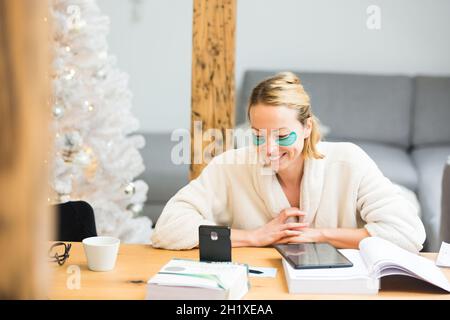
[251,207,324,246]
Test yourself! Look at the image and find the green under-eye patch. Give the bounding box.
[252,132,298,147]
[276,132,297,146]
[252,134,266,146]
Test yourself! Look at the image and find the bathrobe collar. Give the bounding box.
[254,143,326,224]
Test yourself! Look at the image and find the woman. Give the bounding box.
[151,72,426,252]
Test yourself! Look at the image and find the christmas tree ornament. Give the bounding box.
[124,182,136,196]
[73,150,91,167]
[62,150,75,163]
[66,4,87,32]
[64,131,82,150]
[95,68,107,80]
[83,100,95,112]
[127,203,143,215]
[53,105,64,119]
[63,68,76,80]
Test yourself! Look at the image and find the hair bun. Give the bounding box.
[276,71,301,85]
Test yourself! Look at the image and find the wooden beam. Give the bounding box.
[190,0,236,180]
[0,0,52,299]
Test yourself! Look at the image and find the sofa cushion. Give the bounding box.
[412,144,450,251]
[353,141,418,192]
[144,203,166,226]
[412,76,450,147]
[139,132,190,223]
[139,132,189,203]
[239,70,413,148]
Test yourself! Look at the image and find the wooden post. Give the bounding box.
[0,0,52,299]
[190,0,236,180]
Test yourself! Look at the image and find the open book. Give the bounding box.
[146,258,249,300]
[282,237,450,294]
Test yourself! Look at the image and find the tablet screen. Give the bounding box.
[274,243,353,269]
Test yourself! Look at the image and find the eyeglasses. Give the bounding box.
[49,242,72,266]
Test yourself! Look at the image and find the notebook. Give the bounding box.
[282,237,450,295]
[146,258,249,300]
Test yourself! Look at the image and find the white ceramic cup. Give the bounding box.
[82,236,120,272]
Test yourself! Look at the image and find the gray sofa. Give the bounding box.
[139,71,450,252]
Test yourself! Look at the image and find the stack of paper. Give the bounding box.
[146,258,249,300]
[282,249,379,295]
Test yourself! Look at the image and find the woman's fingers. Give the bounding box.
[281,222,309,230]
[280,208,307,222]
[279,230,302,239]
[275,235,304,244]
[275,236,296,244]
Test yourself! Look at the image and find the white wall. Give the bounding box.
[236,0,450,91]
[98,0,193,132]
[98,0,450,133]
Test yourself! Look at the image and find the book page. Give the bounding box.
[359,237,450,292]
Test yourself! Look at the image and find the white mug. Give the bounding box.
[82,236,120,272]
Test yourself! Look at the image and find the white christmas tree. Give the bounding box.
[50,0,152,243]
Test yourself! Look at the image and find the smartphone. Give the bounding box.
[198,225,231,262]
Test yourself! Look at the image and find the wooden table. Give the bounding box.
[49,242,450,300]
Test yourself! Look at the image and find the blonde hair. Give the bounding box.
[248,71,324,159]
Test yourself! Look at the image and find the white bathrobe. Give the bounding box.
[151,141,426,252]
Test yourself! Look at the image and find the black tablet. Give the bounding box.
[273,243,353,269]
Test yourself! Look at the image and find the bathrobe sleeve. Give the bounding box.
[151,156,231,250]
[356,147,426,253]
